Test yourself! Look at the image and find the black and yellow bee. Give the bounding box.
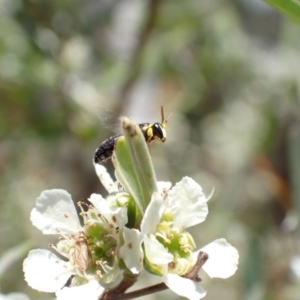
[94,106,171,163]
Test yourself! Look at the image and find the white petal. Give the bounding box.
[89,194,127,228]
[206,187,215,201]
[157,181,172,193]
[56,280,104,300]
[166,177,209,229]
[0,293,30,300]
[200,238,239,278]
[119,228,144,274]
[290,256,300,280]
[163,273,207,300]
[93,163,119,194]
[31,190,81,235]
[23,249,72,292]
[144,235,173,266]
[141,192,164,235]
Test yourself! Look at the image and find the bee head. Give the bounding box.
[143,106,172,144]
[152,123,166,142]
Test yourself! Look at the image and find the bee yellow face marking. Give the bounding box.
[146,127,153,141]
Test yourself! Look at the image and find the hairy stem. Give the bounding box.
[100,252,209,300]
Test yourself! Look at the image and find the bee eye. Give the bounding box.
[152,123,164,139]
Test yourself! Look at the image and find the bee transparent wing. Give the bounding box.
[97,110,122,134]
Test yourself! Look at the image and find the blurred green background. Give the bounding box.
[1,0,300,299]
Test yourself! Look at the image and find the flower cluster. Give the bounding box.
[23,164,238,300]
[23,118,239,300]
[23,187,127,299]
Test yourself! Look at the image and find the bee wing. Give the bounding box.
[97,110,122,134]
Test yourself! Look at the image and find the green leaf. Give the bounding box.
[143,251,165,276]
[112,136,143,213]
[126,194,137,229]
[265,0,300,23]
[112,118,158,216]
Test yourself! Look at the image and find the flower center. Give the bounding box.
[155,220,196,275]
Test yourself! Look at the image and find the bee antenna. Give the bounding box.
[165,111,172,124]
[161,106,165,124]
[161,106,172,125]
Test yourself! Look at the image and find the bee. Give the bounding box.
[94,106,171,163]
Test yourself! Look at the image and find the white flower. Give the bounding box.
[56,280,104,300]
[289,255,300,282]
[94,163,120,194]
[23,189,129,299]
[120,177,239,300]
[0,292,30,300]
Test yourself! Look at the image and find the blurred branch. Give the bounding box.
[253,154,292,213]
[117,0,162,113]
[100,252,208,300]
[101,282,168,300]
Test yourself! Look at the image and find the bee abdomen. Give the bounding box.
[94,134,121,163]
